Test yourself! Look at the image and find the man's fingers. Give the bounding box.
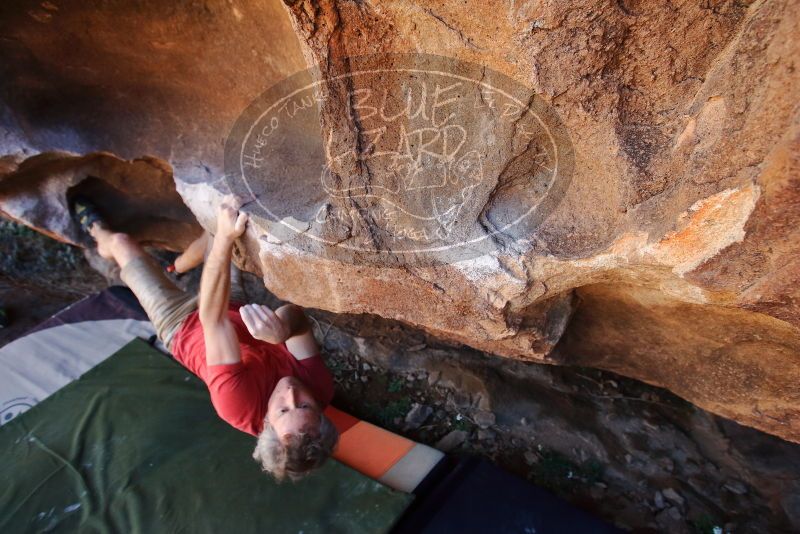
[235,212,248,232]
[262,307,284,333]
[260,305,278,322]
[218,193,244,219]
[239,305,256,335]
[251,304,269,322]
[250,307,266,328]
[253,306,274,329]
[241,303,290,343]
[241,305,264,333]
[221,194,242,210]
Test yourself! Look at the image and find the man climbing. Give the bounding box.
[73,195,339,481]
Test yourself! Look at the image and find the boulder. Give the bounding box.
[0,0,798,442]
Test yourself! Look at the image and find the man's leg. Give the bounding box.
[91,224,198,349]
[92,225,146,269]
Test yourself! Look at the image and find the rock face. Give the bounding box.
[0,0,798,442]
[0,151,202,250]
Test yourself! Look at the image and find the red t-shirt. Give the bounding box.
[170,304,334,436]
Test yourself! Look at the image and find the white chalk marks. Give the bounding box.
[225,54,573,265]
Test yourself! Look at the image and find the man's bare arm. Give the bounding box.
[276,304,319,360]
[174,231,209,273]
[199,199,248,366]
[240,303,320,360]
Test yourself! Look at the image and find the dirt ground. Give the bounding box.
[0,221,106,347]
[317,323,800,534]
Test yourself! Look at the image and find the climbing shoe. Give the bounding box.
[71,195,107,237]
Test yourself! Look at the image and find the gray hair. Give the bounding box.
[252,413,339,482]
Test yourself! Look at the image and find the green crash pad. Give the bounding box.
[0,338,411,533]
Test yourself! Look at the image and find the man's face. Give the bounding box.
[266,376,322,440]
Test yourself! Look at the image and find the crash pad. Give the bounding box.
[0,338,411,533]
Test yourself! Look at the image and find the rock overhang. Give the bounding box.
[0,0,797,443]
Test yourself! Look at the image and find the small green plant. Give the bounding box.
[376,399,412,427]
[0,220,83,277]
[691,515,721,534]
[326,356,347,377]
[581,459,604,485]
[531,449,605,493]
[453,415,473,431]
[387,377,404,393]
[360,399,412,428]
